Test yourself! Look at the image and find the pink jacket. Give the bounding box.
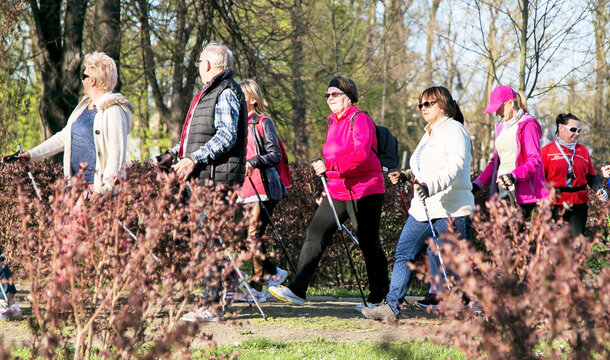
[474,113,549,204]
[323,106,385,201]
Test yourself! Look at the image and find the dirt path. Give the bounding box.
[1,290,443,348]
[192,295,442,346]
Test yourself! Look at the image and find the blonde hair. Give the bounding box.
[239,79,269,117]
[201,42,233,70]
[511,91,528,113]
[83,51,118,92]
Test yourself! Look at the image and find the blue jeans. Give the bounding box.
[386,215,471,314]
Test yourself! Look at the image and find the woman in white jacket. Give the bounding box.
[361,86,475,320]
[20,51,133,194]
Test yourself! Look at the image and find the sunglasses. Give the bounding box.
[81,72,90,81]
[418,100,437,110]
[560,124,582,134]
[324,92,345,100]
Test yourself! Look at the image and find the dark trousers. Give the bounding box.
[288,192,389,302]
[552,203,588,237]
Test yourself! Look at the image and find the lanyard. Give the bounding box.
[555,140,575,173]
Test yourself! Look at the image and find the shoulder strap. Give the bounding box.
[349,111,368,131]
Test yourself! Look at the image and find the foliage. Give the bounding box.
[415,196,610,360]
[0,161,253,359]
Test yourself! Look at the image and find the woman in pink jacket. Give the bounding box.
[269,75,389,306]
[473,85,548,217]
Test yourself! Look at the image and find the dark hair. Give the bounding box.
[555,113,580,135]
[419,86,464,124]
[328,74,359,104]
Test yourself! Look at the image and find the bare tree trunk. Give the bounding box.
[592,1,609,158]
[30,0,87,140]
[93,0,121,91]
[289,0,309,163]
[424,0,441,86]
[136,0,210,145]
[518,0,528,93]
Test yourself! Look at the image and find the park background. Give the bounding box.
[1,0,610,168]
[0,1,609,359]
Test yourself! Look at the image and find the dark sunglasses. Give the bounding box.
[418,100,437,110]
[560,124,582,134]
[324,92,345,100]
[81,72,90,81]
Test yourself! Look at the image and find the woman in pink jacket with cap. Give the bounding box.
[472,85,548,217]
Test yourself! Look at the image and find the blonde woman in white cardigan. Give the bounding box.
[20,51,134,194]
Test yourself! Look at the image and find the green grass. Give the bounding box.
[202,337,466,360]
[251,315,371,330]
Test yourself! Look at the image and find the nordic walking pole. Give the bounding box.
[0,282,10,303]
[217,235,267,320]
[2,144,42,201]
[315,163,367,307]
[247,177,297,274]
[413,181,452,292]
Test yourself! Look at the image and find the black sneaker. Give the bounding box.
[416,293,440,309]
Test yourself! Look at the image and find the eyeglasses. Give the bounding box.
[560,124,582,134]
[418,100,437,110]
[81,72,90,81]
[324,92,345,100]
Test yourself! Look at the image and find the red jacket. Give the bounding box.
[324,106,385,201]
[542,141,595,205]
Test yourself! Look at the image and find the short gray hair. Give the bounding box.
[201,42,233,70]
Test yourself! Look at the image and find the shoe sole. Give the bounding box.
[268,288,304,306]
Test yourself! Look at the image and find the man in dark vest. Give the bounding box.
[158,42,247,185]
[157,43,247,323]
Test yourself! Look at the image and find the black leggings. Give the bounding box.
[288,192,389,302]
[552,203,588,237]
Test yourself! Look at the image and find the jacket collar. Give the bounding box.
[326,105,358,123]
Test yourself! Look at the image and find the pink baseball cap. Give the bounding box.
[484,85,516,114]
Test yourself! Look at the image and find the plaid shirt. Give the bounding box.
[170,88,240,164]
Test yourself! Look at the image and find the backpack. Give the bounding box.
[255,118,292,190]
[350,111,399,170]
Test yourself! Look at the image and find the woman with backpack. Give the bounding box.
[236,79,288,302]
[269,74,389,306]
[361,86,475,320]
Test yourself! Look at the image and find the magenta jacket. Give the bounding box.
[473,113,549,204]
[323,105,385,201]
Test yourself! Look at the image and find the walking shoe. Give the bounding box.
[266,267,288,287]
[9,301,21,317]
[180,307,224,322]
[0,302,9,321]
[416,293,440,309]
[268,285,305,306]
[360,301,398,321]
[235,288,267,303]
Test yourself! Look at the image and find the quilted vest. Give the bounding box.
[185,70,247,185]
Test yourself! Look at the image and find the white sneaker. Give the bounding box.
[0,302,9,321]
[180,307,224,322]
[235,288,267,303]
[267,267,288,288]
[9,301,22,317]
[268,285,305,306]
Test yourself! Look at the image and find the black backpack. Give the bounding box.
[349,111,399,170]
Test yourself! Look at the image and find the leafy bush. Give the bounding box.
[1,161,251,359]
[418,196,610,359]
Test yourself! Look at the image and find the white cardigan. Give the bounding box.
[29,93,134,193]
[409,116,475,221]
